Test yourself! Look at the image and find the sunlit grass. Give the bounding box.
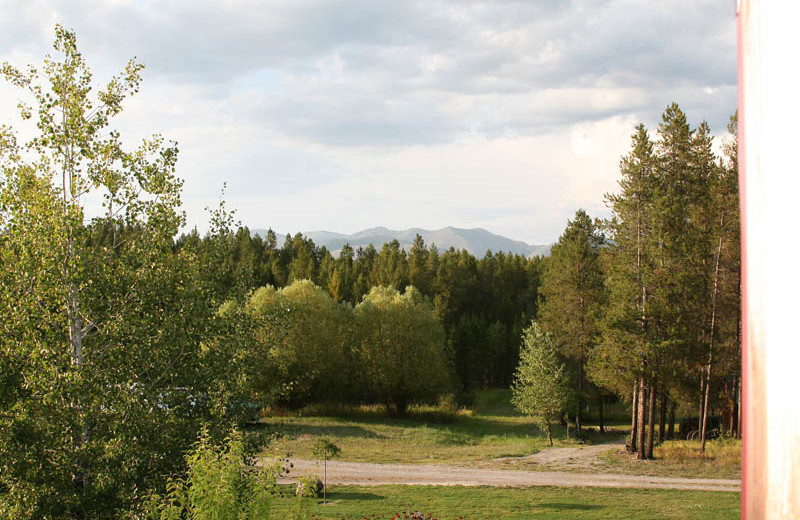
[598,437,741,479]
[255,390,578,464]
[253,390,740,481]
[270,484,740,520]
[257,409,570,464]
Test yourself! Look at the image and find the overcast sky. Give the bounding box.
[0,0,737,244]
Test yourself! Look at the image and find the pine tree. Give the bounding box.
[539,210,605,437]
[592,123,657,458]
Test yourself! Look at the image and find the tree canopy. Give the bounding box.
[0,26,244,517]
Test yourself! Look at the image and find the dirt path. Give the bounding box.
[491,437,626,471]
[279,457,740,492]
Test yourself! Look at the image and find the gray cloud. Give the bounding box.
[1,0,738,241]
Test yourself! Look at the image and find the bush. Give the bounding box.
[354,286,452,415]
[294,475,322,498]
[141,428,286,520]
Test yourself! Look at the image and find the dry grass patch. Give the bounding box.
[599,437,741,479]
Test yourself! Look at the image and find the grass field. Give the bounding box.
[256,391,576,464]
[270,485,740,520]
[254,390,741,480]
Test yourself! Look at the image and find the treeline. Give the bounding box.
[176,227,543,398]
[535,105,740,458]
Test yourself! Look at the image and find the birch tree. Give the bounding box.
[511,321,570,446]
[0,27,232,517]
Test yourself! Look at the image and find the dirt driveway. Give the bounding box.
[277,436,740,492]
[280,455,740,492]
[491,437,627,471]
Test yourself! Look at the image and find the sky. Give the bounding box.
[0,0,737,245]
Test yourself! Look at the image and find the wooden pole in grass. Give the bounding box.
[738,2,800,517]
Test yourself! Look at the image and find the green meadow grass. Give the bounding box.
[270,485,740,520]
[256,390,576,464]
[254,390,741,481]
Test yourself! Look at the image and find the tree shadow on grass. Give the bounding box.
[537,503,604,511]
[269,423,388,439]
[325,491,384,501]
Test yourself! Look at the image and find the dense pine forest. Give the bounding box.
[176,224,542,399]
[0,28,740,518]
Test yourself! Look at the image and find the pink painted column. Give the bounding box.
[738,2,800,518]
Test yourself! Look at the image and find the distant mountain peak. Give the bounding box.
[251,226,552,258]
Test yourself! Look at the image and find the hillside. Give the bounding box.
[251,226,551,258]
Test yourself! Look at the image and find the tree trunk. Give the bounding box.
[630,379,639,453]
[701,233,723,452]
[598,392,605,434]
[63,113,89,491]
[323,455,327,504]
[576,355,583,437]
[698,373,706,440]
[636,379,646,459]
[646,380,656,459]
[547,422,553,446]
[667,401,676,440]
[659,390,667,444]
[565,412,571,440]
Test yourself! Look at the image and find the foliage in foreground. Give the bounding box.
[0,27,248,518]
[139,428,284,520]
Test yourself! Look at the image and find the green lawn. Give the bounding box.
[270,485,740,520]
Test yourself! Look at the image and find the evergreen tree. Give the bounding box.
[538,210,605,437]
[408,234,434,296]
[593,123,658,458]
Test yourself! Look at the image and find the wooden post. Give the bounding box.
[739,2,800,517]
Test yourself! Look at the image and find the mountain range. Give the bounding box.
[250,226,552,258]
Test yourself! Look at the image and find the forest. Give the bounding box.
[0,28,740,519]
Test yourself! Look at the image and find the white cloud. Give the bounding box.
[0,0,737,243]
[223,114,636,244]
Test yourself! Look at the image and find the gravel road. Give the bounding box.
[279,458,740,492]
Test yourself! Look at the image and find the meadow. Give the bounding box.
[257,390,578,464]
[256,390,740,481]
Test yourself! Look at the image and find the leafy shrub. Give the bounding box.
[142,427,286,520]
[294,474,322,497]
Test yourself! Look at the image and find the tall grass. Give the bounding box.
[599,437,741,479]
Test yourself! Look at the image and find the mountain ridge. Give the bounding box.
[250,226,552,258]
